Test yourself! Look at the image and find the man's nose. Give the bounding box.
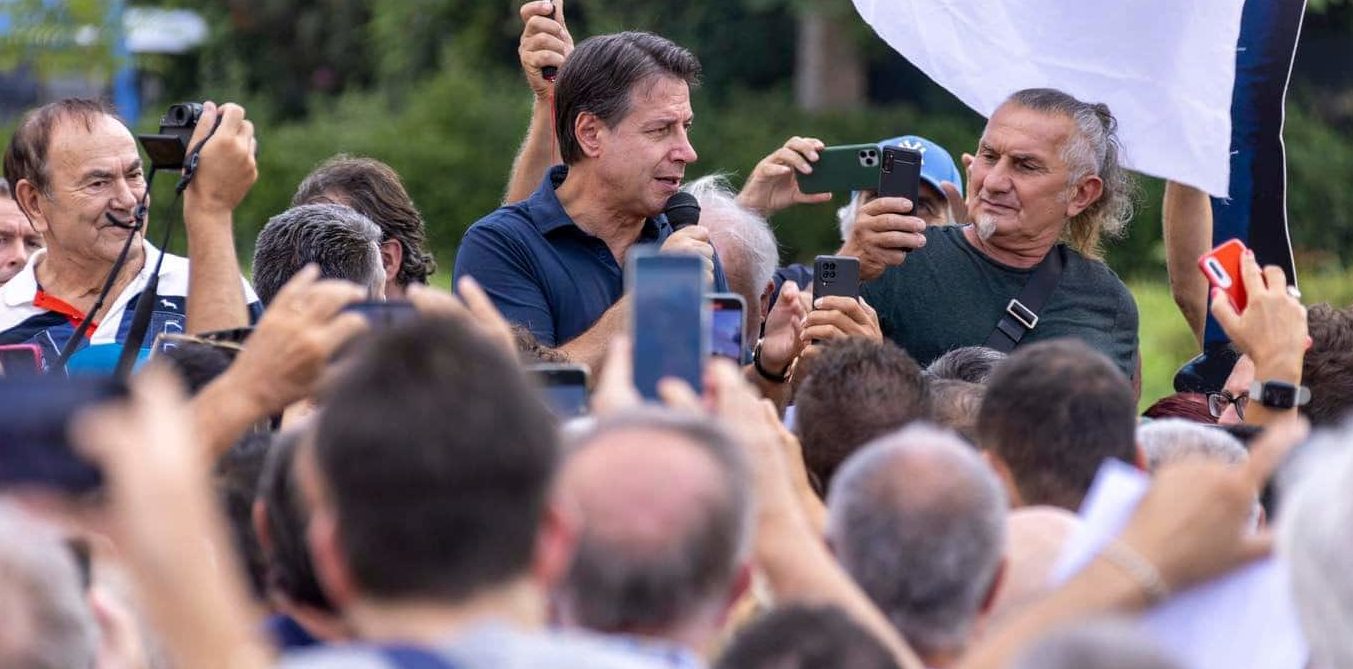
[110,177,139,210]
[673,127,698,164]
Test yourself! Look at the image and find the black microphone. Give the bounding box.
[104,212,141,230]
[664,192,701,231]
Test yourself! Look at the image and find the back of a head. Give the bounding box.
[292,154,436,287]
[927,379,985,445]
[715,604,899,669]
[1137,419,1246,472]
[314,316,559,602]
[557,407,752,637]
[554,31,701,165]
[795,338,930,493]
[990,506,1082,620]
[252,203,384,307]
[978,339,1137,510]
[1012,621,1182,669]
[215,431,272,601]
[258,428,334,613]
[0,504,96,669]
[826,424,1006,660]
[1141,392,1215,424]
[1302,303,1353,426]
[1279,423,1353,669]
[925,346,1007,384]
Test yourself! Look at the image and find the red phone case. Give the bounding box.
[1198,239,1248,312]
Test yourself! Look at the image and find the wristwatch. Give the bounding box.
[753,338,794,384]
[1249,380,1311,410]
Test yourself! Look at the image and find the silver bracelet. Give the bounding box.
[1099,539,1171,605]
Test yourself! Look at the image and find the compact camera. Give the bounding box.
[138,102,205,170]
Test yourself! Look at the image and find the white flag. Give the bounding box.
[852,0,1245,197]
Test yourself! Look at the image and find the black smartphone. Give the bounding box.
[0,343,44,377]
[529,363,590,418]
[0,375,127,495]
[708,293,747,363]
[342,301,419,329]
[878,146,923,206]
[813,255,861,301]
[629,252,709,401]
[797,144,882,194]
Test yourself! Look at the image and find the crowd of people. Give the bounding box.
[1,2,1352,668]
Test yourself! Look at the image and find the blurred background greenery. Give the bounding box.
[4,0,1353,406]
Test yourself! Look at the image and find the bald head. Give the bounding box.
[988,506,1082,622]
[556,409,752,643]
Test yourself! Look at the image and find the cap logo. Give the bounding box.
[899,139,927,154]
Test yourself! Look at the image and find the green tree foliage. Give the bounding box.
[0,0,120,76]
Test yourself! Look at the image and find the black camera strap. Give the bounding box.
[983,244,1066,353]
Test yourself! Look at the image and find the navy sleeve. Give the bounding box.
[453,221,558,346]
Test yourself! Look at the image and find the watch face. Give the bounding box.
[1261,383,1298,408]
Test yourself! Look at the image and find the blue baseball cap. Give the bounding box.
[878,135,963,197]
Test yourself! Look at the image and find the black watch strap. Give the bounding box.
[753,339,791,383]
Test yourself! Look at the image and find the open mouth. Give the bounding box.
[655,177,682,188]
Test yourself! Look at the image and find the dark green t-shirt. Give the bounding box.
[861,225,1139,378]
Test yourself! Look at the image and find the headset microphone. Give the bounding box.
[104,212,141,231]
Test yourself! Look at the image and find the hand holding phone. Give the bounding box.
[797,144,883,194]
[709,294,747,363]
[1199,239,1248,312]
[813,255,862,301]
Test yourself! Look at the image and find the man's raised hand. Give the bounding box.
[737,136,833,217]
[519,0,573,99]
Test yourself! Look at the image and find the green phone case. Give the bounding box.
[797,143,882,194]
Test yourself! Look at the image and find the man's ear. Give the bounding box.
[1065,174,1104,219]
[980,557,1008,615]
[574,112,607,160]
[251,499,273,558]
[531,495,579,592]
[308,507,356,610]
[379,239,402,282]
[1134,441,1149,472]
[14,179,48,233]
[982,450,1025,508]
[758,281,774,321]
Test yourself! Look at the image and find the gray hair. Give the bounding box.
[836,191,867,242]
[559,407,754,634]
[0,504,97,669]
[251,203,385,306]
[1003,88,1137,260]
[1011,620,1183,669]
[925,346,1008,384]
[826,423,1007,658]
[1137,419,1248,471]
[1278,422,1353,669]
[684,175,778,318]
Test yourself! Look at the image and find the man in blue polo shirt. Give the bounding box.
[454,31,726,371]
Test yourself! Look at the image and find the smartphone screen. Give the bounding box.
[0,344,43,377]
[342,301,419,329]
[708,294,746,363]
[630,253,708,400]
[0,375,126,494]
[530,364,590,418]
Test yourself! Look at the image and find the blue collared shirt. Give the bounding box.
[454,165,727,347]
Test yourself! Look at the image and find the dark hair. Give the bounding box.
[928,379,986,444]
[313,316,559,601]
[715,604,900,669]
[1302,303,1353,427]
[3,98,118,197]
[214,431,272,601]
[251,203,383,306]
[292,155,436,287]
[924,346,1007,384]
[558,408,752,633]
[554,32,701,165]
[257,429,333,612]
[977,339,1137,510]
[794,338,930,494]
[160,341,237,394]
[1141,392,1215,424]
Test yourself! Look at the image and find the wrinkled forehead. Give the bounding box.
[45,114,140,178]
[979,103,1075,161]
[0,197,30,231]
[621,75,693,122]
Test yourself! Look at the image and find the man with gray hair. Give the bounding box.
[0,504,97,669]
[850,88,1139,378]
[251,203,385,307]
[554,407,754,660]
[826,424,1007,668]
[684,175,779,342]
[1137,418,1248,471]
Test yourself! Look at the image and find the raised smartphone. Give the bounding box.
[529,363,590,418]
[1199,239,1248,312]
[878,146,922,206]
[813,255,862,301]
[0,343,43,377]
[629,252,709,401]
[797,143,883,194]
[708,293,747,363]
[0,375,126,494]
